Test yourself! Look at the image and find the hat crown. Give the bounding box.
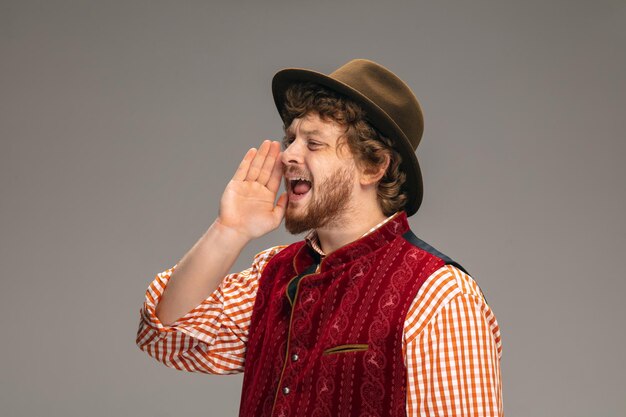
[330,59,423,150]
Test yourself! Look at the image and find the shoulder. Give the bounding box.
[400,230,469,275]
[250,240,307,273]
[251,244,290,271]
[404,264,497,343]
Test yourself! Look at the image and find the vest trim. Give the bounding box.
[270,259,320,417]
[401,230,489,303]
[286,262,318,307]
[401,229,469,275]
[322,344,369,356]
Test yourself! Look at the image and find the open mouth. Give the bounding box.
[288,178,312,200]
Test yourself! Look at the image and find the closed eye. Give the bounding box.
[282,136,324,151]
[307,141,322,149]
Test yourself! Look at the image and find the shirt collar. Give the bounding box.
[304,212,399,258]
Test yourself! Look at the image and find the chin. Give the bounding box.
[284,210,314,234]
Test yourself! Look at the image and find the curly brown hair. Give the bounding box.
[280,82,407,216]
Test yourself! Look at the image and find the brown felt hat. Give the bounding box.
[272,58,425,216]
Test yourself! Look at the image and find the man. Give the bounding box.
[136,59,503,416]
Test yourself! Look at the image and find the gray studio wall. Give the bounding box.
[1,1,625,416]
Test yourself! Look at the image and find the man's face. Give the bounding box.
[281,112,359,234]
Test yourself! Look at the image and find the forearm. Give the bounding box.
[155,219,250,325]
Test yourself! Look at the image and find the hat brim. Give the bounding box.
[272,67,423,216]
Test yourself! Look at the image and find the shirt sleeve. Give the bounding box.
[404,265,503,416]
[135,245,287,374]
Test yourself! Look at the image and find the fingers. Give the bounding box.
[256,141,281,186]
[233,140,283,189]
[232,147,257,181]
[245,140,272,182]
[266,147,284,194]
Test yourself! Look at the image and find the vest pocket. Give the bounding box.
[322,344,369,356]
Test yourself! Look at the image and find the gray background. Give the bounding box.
[1,1,625,416]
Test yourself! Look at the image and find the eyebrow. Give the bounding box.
[284,127,324,137]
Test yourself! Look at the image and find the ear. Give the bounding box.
[359,155,390,186]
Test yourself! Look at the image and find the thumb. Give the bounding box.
[273,192,288,222]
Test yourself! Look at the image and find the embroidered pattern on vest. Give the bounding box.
[238,211,462,417]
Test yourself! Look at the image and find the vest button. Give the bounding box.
[291,354,299,361]
[282,386,290,395]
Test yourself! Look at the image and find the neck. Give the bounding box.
[315,205,388,255]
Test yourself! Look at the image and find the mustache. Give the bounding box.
[283,165,312,180]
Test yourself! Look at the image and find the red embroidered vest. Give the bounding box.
[238,211,466,417]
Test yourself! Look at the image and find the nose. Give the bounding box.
[281,139,304,166]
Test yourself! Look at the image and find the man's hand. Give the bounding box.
[153,140,285,325]
[216,140,287,240]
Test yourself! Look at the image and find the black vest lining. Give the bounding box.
[286,262,318,306]
[401,230,489,306]
[402,230,469,276]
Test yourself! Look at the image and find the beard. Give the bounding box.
[284,165,355,235]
